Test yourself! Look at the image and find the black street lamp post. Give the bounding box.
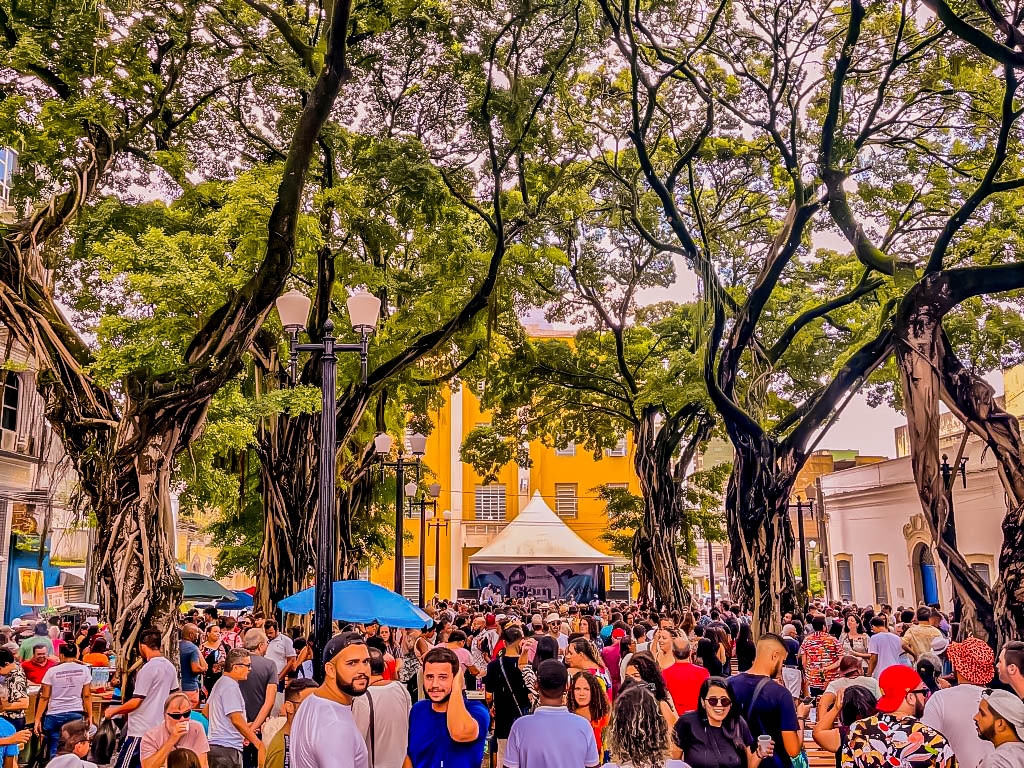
[427,507,451,605]
[374,433,427,597]
[409,482,441,609]
[275,288,380,683]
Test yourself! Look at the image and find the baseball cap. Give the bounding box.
[876,666,925,713]
[323,631,367,665]
[611,628,626,641]
[983,689,1024,731]
[947,637,995,685]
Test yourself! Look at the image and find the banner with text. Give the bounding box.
[469,563,598,602]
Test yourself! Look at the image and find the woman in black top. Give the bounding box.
[672,676,761,768]
[696,634,725,676]
[734,623,756,672]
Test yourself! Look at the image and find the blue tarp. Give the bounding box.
[277,580,431,628]
[217,590,253,609]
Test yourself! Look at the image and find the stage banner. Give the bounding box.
[469,563,598,602]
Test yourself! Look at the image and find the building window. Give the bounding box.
[870,555,889,605]
[474,484,506,521]
[836,557,853,601]
[0,148,16,207]
[606,437,627,457]
[971,562,992,586]
[555,442,576,456]
[555,483,578,518]
[1,374,18,433]
[402,556,420,599]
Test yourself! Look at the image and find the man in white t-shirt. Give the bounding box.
[290,631,370,768]
[108,629,181,768]
[922,638,996,768]
[33,642,92,759]
[206,649,263,768]
[866,618,904,679]
[263,622,296,683]
[503,659,599,768]
[351,647,411,767]
[976,689,1024,768]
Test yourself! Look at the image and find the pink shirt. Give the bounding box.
[453,646,473,670]
[140,721,210,763]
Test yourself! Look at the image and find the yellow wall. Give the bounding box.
[369,383,639,599]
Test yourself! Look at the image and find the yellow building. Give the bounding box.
[368,375,640,600]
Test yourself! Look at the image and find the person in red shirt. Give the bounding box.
[21,644,55,684]
[661,636,709,714]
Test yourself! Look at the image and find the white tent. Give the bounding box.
[469,491,616,565]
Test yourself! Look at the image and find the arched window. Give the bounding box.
[1,373,18,432]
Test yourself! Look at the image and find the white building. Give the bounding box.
[820,434,1004,610]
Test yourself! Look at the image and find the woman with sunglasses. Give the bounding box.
[671,677,762,768]
[140,693,210,768]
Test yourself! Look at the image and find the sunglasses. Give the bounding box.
[910,688,930,697]
[166,711,192,720]
[706,697,732,707]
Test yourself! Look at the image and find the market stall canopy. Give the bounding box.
[217,590,253,609]
[469,491,617,565]
[181,572,237,602]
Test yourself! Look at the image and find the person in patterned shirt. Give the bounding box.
[842,665,957,768]
[800,616,844,696]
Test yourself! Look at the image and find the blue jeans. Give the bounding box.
[42,710,85,759]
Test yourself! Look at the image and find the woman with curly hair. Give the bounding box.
[622,652,678,735]
[569,671,611,756]
[605,681,687,768]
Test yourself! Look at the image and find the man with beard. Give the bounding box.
[976,689,1024,768]
[842,666,956,768]
[728,634,809,768]
[290,632,370,768]
[404,647,489,768]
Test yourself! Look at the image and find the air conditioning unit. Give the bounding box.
[0,429,15,451]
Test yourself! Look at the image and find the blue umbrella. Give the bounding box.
[277,580,431,628]
[217,590,254,609]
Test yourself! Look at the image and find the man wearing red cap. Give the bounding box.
[841,665,956,768]
[922,637,996,768]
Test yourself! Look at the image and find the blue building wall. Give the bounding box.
[4,537,60,623]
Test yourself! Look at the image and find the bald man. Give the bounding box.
[662,636,709,715]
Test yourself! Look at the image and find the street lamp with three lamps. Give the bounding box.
[275,287,381,683]
[373,431,427,598]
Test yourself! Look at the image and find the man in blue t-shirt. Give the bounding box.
[729,633,810,768]
[406,646,489,768]
[179,624,206,707]
[0,715,31,768]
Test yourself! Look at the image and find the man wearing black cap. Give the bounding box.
[289,632,370,768]
[503,659,599,768]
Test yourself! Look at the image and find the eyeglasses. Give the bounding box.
[166,711,192,720]
[705,697,732,707]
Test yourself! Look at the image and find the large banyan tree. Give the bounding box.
[0,0,362,652]
[592,0,1024,631]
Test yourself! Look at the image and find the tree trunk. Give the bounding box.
[93,416,186,657]
[895,280,997,643]
[633,412,687,611]
[936,333,1024,643]
[724,433,800,636]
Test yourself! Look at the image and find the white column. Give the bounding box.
[449,386,464,597]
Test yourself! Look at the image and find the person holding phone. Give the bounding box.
[141,694,211,768]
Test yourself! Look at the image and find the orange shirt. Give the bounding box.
[83,652,111,667]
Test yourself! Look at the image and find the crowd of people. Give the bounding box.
[0,599,1022,768]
